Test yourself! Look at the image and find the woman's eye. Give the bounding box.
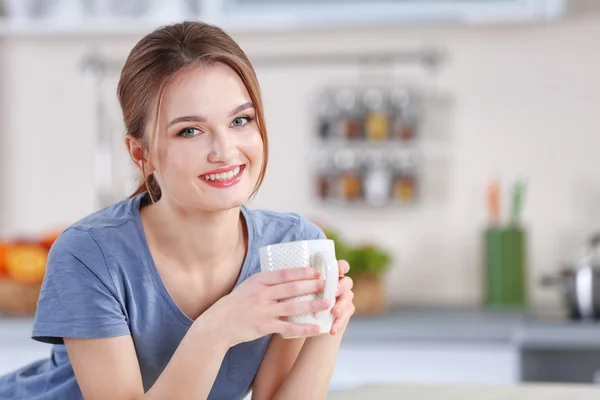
[231,116,251,127]
[177,127,201,137]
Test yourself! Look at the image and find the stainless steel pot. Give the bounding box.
[541,233,600,321]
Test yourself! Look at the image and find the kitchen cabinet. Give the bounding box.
[331,341,518,391]
[0,0,587,38]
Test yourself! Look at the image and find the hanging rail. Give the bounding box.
[81,44,445,82]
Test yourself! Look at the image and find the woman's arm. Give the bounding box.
[65,267,327,400]
[271,325,346,400]
[65,312,229,400]
[252,261,355,400]
[251,335,306,399]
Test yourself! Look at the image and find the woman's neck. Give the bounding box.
[140,195,246,272]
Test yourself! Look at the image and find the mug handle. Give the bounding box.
[311,251,337,320]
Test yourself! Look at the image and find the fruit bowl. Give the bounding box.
[0,277,42,316]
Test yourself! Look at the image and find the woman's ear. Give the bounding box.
[125,134,154,176]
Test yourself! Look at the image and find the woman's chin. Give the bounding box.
[202,191,251,211]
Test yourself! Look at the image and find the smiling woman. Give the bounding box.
[0,20,355,400]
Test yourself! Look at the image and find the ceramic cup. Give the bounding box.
[259,239,338,339]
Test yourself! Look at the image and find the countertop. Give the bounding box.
[327,383,600,400]
[4,307,600,349]
[341,307,600,349]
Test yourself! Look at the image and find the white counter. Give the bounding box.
[328,383,600,400]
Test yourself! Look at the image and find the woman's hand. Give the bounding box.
[330,260,355,335]
[204,267,331,348]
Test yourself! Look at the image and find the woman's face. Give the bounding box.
[147,63,264,212]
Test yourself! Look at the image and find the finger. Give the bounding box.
[269,279,325,301]
[331,302,356,335]
[259,267,320,285]
[335,276,354,297]
[274,298,331,317]
[338,260,350,277]
[331,291,354,316]
[273,320,321,338]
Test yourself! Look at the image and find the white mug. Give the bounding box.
[259,239,338,339]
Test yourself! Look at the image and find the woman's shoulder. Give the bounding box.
[51,195,143,257]
[243,206,326,242]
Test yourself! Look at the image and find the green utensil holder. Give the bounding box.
[484,225,528,308]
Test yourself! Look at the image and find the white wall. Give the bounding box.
[2,15,600,308]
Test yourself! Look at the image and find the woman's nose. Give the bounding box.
[207,131,238,163]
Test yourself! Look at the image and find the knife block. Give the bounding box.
[484,225,528,308]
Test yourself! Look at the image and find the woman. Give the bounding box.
[0,21,355,400]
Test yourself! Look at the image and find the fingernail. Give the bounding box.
[313,269,321,278]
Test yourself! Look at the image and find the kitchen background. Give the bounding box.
[2,0,600,393]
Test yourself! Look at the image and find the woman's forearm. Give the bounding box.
[145,314,230,400]
[273,329,345,400]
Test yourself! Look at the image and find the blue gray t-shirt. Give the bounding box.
[0,192,325,400]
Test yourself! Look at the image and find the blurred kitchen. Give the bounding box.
[2,0,600,396]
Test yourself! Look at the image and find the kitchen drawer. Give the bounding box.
[522,349,600,385]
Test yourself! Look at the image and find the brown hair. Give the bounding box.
[117,21,268,202]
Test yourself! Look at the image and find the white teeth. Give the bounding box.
[203,166,243,182]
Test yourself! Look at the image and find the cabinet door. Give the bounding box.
[330,341,519,391]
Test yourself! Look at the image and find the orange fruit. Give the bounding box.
[5,245,48,284]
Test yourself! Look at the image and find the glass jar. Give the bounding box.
[388,150,418,203]
[390,88,418,142]
[315,89,338,140]
[364,156,392,206]
[363,88,389,142]
[313,150,333,200]
[392,174,416,203]
[335,88,364,141]
[334,149,362,202]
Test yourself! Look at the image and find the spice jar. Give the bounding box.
[393,175,416,203]
[335,89,363,141]
[390,88,418,142]
[334,149,362,201]
[363,88,389,142]
[364,155,392,206]
[313,151,333,200]
[315,89,338,140]
[389,150,418,203]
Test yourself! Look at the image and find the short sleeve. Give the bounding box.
[32,228,130,344]
[298,216,327,240]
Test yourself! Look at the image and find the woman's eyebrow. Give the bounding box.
[168,115,205,127]
[228,101,254,117]
[167,102,255,128]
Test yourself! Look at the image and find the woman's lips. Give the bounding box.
[199,164,245,188]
